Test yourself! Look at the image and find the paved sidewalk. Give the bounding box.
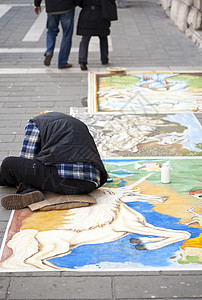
[0,0,202,299]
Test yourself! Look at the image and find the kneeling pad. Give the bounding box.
[28,192,96,211]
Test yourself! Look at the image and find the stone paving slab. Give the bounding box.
[8,277,112,300]
[114,275,202,299]
[0,273,201,299]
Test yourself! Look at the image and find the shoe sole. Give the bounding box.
[1,191,44,210]
[44,54,53,66]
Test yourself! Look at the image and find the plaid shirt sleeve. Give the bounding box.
[20,120,41,159]
[56,163,101,187]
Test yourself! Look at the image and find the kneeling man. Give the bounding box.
[0,112,107,209]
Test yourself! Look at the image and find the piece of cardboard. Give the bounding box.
[28,192,96,211]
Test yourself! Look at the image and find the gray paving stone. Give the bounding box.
[0,108,26,114]
[0,127,23,135]
[0,114,27,120]
[161,270,202,275]
[0,135,15,143]
[0,277,10,299]
[0,221,10,236]
[9,150,21,157]
[1,97,32,104]
[0,120,21,127]
[0,152,9,163]
[114,275,202,299]
[0,143,22,151]
[0,272,61,277]
[194,113,202,122]
[9,277,112,299]
[0,92,9,97]
[30,96,79,102]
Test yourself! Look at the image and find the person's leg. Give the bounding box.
[0,157,96,209]
[52,176,96,195]
[99,36,109,64]
[58,8,75,68]
[1,156,95,194]
[0,157,45,209]
[44,14,60,66]
[79,36,91,70]
[0,169,6,186]
[0,157,40,189]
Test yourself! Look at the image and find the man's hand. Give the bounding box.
[34,6,41,14]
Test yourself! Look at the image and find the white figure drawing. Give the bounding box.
[96,84,200,112]
[132,73,187,92]
[70,112,192,157]
[0,174,191,271]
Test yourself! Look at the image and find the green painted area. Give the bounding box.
[169,74,202,89]
[178,255,202,264]
[101,75,139,87]
[101,73,202,89]
[105,158,202,195]
[196,143,202,150]
[157,122,187,134]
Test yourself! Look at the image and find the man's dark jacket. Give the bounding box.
[32,112,108,187]
[34,0,75,13]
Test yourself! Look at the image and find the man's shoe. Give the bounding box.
[44,53,53,66]
[80,63,88,71]
[1,190,44,210]
[102,61,109,65]
[58,63,72,69]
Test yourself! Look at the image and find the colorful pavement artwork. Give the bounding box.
[70,108,202,157]
[0,158,201,271]
[0,71,202,272]
[88,71,202,113]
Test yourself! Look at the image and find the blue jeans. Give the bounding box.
[45,8,75,68]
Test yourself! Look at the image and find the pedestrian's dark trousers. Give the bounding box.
[0,156,96,194]
[79,35,108,64]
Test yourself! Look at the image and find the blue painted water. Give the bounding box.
[49,201,201,269]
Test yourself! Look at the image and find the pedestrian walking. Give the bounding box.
[0,112,108,210]
[34,0,75,69]
[76,0,118,71]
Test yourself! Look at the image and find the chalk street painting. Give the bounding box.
[71,108,202,157]
[0,158,201,272]
[88,72,202,113]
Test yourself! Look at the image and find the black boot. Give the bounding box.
[80,63,88,71]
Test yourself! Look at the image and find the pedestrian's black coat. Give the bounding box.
[32,112,108,187]
[76,0,110,37]
[100,0,118,21]
[34,0,75,13]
